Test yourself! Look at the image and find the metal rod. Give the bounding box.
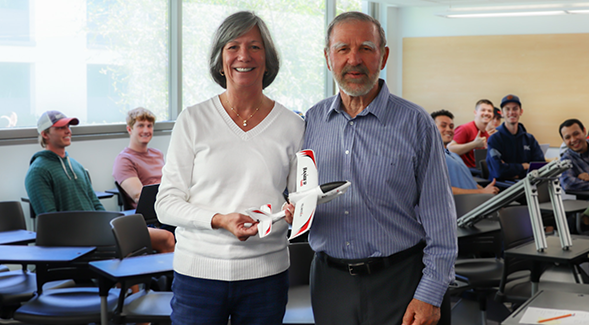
[457,159,574,251]
[524,174,547,252]
[548,179,573,250]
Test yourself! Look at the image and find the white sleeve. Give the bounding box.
[155,108,217,230]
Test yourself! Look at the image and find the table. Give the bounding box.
[0,229,36,245]
[0,245,96,264]
[504,236,589,294]
[457,219,501,239]
[89,252,173,325]
[502,290,589,324]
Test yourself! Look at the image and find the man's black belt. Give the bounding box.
[318,241,425,276]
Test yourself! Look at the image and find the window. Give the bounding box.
[0,0,31,43]
[182,0,327,114]
[337,0,361,15]
[0,62,32,128]
[0,0,367,137]
[87,64,129,124]
[0,0,169,130]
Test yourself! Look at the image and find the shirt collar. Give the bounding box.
[323,79,389,124]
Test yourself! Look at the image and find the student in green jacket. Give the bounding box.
[25,110,103,214]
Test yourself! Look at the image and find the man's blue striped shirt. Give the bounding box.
[304,80,457,307]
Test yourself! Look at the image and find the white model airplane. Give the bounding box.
[245,149,351,240]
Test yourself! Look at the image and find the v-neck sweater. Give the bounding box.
[156,95,305,281]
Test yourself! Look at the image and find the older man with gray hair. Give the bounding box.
[304,11,456,325]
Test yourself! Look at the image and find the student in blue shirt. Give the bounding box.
[431,109,499,195]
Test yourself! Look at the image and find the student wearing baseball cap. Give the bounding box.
[36,110,79,149]
[486,94,545,181]
[25,111,103,214]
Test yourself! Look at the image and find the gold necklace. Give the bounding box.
[226,96,263,127]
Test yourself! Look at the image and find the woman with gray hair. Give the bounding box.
[155,11,304,324]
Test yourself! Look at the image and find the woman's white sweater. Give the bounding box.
[156,96,305,281]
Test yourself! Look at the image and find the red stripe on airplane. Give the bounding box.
[294,210,315,236]
[301,149,317,167]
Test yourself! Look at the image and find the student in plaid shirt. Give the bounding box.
[559,118,589,191]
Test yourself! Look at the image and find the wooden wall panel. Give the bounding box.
[403,34,589,146]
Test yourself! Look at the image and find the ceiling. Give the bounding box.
[384,0,589,7]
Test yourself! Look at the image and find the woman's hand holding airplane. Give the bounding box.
[211,213,259,241]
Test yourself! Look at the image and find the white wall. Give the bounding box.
[398,6,589,38]
[384,5,589,95]
[0,133,171,229]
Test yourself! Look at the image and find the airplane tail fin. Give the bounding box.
[257,216,273,238]
[245,205,286,238]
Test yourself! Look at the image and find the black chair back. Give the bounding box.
[36,211,122,260]
[495,206,538,305]
[455,194,501,258]
[114,181,136,211]
[110,214,153,258]
[499,206,534,250]
[110,214,173,324]
[135,184,160,224]
[0,201,27,231]
[479,160,490,179]
[454,193,494,218]
[474,149,487,171]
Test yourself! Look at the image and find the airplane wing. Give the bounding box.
[296,150,318,193]
[289,194,318,240]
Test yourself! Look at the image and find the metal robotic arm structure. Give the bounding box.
[457,159,573,252]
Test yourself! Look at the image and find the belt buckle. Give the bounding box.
[348,262,369,276]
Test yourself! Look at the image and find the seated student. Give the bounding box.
[113,107,174,253]
[26,110,174,254]
[25,111,103,213]
[447,99,495,168]
[432,110,499,195]
[486,94,545,181]
[558,119,589,191]
[486,106,502,135]
[113,107,164,206]
[559,122,589,156]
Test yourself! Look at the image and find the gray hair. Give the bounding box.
[209,11,280,89]
[325,11,386,53]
